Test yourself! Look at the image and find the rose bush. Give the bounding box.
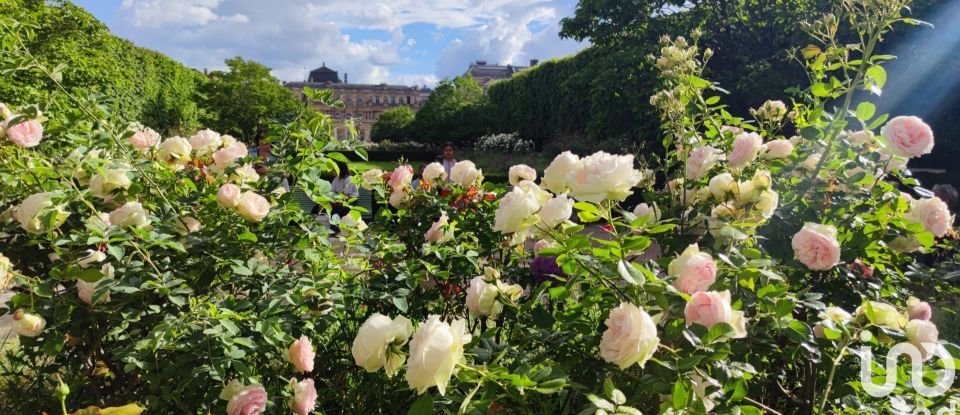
[2,1,960,414]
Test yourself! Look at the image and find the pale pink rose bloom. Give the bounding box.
[881,116,934,158]
[226,384,268,415]
[684,290,747,338]
[685,146,722,180]
[905,319,939,362]
[599,302,659,369]
[388,188,407,208]
[212,141,249,168]
[288,335,316,373]
[812,323,827,339]
[508,164,537,186]
[846,130,875,146]
[235,191,270,222]
[907,197,953,237]
[791,223,841,271]
[4,117,44,147]
[388,165,414,190]
[669,244,717,295]
[289,378,317,415]
[424,213,452,243]
[77,278,110,305]
[11,309,46,337]
[907,297,933,321]
[727,132,763,169]
[719,125,742,136]
[218,184,242,208]
[129,128,160,150]
[762,139,794,159]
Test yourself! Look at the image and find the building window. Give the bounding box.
[374,96,380,104]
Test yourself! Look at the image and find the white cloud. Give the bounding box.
[109,0,587,86]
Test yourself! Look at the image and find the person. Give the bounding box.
[440,143,457,181]
[330,161,358,235]
[411,164,427,190]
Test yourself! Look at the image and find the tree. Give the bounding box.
[408,75,490,145]
[371,106,415,142]
[201,57,301,140]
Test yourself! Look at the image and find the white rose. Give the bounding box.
[566,151,643,203]
[800,153,821,171]
[508,164,537,186]
[77,249,107,268]
[685,146,722,180]
[0,253,11,286]
[109,202,150,228]
[905,319,940,362]
[450,160,482,187]
[218,184,242,208]
[727,132,763,169]
[599,302,659,369]
[754,190,779,219]
[174,216,202,235]
[406,316,472,395]
[361,169,384,190]
[855,301,906,330]
[88,165,132,200]
[352,313,414,376]
[493,184,542,235]
[15,192,69,234]
[11,309,45,337]
[422,162,446,184]
[541,151,581,194]
[424,213,453,243]
[762,139,794,159]
[236,191,270,222]
[231,164,261,185]
[77,277,110,305]
[907,197,954,237]
[189,129,223,155]
[538,193,573,229]
[465,269,523,318]
[820,306,853,324]
[340,213,368,234]
[632,203,660,221]
[156,136,192,169]
[708,173,735,200]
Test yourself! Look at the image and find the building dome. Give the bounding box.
[308,63,341,83]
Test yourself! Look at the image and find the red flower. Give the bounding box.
[601,224,615,233]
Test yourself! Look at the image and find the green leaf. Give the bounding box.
[616,261,645,285]
[855,102,876,122]
[237,231,258,243]
[407,393,433,415]
[672,380,691,409]
[866,65,887,88]
[705,96,721,105]
[739,405,763,415]
[393,296,409,313]
[811,83,831,97]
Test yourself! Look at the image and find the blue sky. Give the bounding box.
[73,0,588,87]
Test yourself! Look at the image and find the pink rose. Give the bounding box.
[388,188,408,208]
[212,141,249,168]
[684,290,747,338]
[424,213,453,243]
[388,165,414,190]
[791,223,841,271]
[289,378,318,415]
[727,132,763,169]
[235,191,270,222]
[762,139,794,159]
[217,184,242,208]
[685,146,722,180]
[288,335,315,373]
[905,319,939,362]
[129,127,160,150]
[669,244,717,294]
[907,297,932,321]
[599,302,659,369]
[907,197,953,237]
[881,116,934,158]
[226,384,268,415]
[4,117,44,148]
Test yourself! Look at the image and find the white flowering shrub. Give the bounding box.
[474,132,535,154]
[1,1,959,414]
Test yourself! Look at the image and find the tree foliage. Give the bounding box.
[0,0,205,134]
[201,57,302,141]
[407,75,491,146]
[371,105,415,142]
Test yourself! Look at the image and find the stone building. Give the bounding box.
[285,64,431,141]
[464,59,539,88]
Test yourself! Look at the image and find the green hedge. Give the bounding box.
[0,0,204,134]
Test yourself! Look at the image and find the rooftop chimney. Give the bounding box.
[530,59,539,66]
[344,73,348,84]
[476,60,487,65]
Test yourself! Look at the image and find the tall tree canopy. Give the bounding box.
[371,106,415,142]
[408,75,490,146]
[201,57,302,141]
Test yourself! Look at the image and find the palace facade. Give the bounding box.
[284,64,431,141]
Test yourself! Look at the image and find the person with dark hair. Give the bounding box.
[411,164,427,190]
[329,161,358,235]
[440,142,457,181]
